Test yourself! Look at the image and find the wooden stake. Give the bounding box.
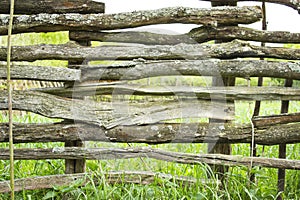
[6,0,15,199]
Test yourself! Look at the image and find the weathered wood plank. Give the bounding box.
[70,27,300,44]
[37,84,300,101]
[0,6,261,35]
[0,0,105,14]
[0,91,233,128]
[0,122,299,145]
[0,171,201,193]
[0,147,299,169]
[76,59,300,81]
[203,0,300,13]
[1,40,300,62]
[0,64,80,81]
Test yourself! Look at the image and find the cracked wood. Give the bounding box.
[0,91,233,128]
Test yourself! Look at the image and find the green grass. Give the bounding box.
[0,103,299,199]
[0,34,299,199]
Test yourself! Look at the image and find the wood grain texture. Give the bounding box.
[0,91,233,128]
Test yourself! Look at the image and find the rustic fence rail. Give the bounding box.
[0,0,299,197]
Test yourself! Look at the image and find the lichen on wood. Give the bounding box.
[76,59,300,81]
[1,40,300,61]
[70,27,300,45]
[0,64,80,81]
[0,0,105,14]
[0,122,299,145]
[0,6,262,35]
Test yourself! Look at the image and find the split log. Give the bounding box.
[1,40,300,61]
[0,0,105,14]
[0,147,299,170]
[0,91,233,128]
[0,122,299,145]
[0,64,80,81]
[203,0,300,13]
[0,6,261,35]
[37,84,300,101]
[70,26,300,45]
[0,171,202,193]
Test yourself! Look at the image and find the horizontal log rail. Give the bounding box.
[1,59,300,81]
[0,64,80,81]
[0,122,299,145]
[0,171,203,193]
[253,112,300,126]
[202,0,300,13]
[0,147,299,170]
[0,6,261,35]
[0,91,233,128]
[70,26,300,45]
[77,59,300,81]
[37,84,300,101]
[1,40,300,62]
[0,0,105,14]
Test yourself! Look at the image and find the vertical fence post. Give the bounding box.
[64,38,91,174]
[208,0,237,179]
[277,79,293,199]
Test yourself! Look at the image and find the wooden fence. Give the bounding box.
[0,0,300,197]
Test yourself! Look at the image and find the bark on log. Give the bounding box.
[1,59,299,81]
[70,27,300,45]
[0,171,201,193]
[0,122,299,145]
[203,0,300,13]
[253,112,300,126]
[1,40,300,62]
[0,64,80,81]
[0,91,233,128]
[0,147,299,169]
[76,59,300,81]
[0,0,105,14]
[37,84,300,101]
[0,6,262,35]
